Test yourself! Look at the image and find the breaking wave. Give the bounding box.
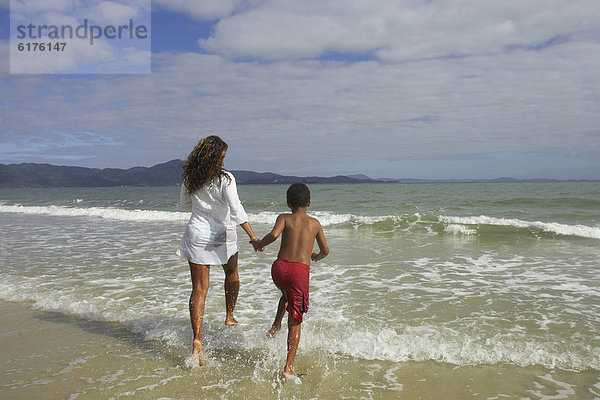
[1,204,598,239]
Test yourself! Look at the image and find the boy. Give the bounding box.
[254,183,329,378]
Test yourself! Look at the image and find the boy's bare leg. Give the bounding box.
[283,313,302,378]
[189,262,210,366]
[267,295,287,337]
[223,252,240,326]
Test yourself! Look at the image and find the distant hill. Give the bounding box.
[0,160,569,188]
[0,160,183,188]
[0,160,379,188]
[346,174,371,180]
[231,170,377,185]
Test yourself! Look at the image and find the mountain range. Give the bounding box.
[0,160,563,188]
[0,160,380,188]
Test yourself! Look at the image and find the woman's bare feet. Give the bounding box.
[192,339,205,366]
[267,324,281,337]
[225,316,240,326]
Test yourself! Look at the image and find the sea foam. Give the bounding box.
[440,215,600,239]
[313,325,600,372]
[2,204,599,239]
[0,204,189,222]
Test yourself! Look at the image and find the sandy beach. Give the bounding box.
[2,299,599,399]
[0,300,195,399]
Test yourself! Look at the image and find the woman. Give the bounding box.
[177,135,259,365]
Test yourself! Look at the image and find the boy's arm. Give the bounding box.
[311,220,329,261]
[258,214,286,249]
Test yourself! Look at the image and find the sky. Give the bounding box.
[1,0,599,180]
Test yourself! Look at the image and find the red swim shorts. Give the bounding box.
[271,258,310,322]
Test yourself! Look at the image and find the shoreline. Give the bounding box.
[1,300,599,399]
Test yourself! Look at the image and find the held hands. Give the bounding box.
[250,238,264,252]
[311,252,321,262]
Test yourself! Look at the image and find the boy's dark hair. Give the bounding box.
[287,183,311,208]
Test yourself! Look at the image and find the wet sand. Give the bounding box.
[1,300,599,399]
[0,300,191,399]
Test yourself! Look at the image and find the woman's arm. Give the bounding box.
[240,221,259,242]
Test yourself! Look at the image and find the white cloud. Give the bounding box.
[92,1,139,25]
[153,0,247,21]
[10,0,78,14]
[198,0,600,62]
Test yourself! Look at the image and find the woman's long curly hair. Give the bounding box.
[181,135,230,194]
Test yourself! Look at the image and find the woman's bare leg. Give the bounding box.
[189,261,210,365]
[222,252,240,325]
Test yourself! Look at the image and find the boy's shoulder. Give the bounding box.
[279,212,321,225]
[306,214,321,225]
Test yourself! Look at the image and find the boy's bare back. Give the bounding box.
[257,209,328,266]
[254,183,329,266]
[277,212,324,265]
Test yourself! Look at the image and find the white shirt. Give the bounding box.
[177,171,248,265]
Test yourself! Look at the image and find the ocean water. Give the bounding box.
[1,182,599,399]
